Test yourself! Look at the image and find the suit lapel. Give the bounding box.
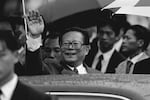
[83,63,101,74]
[106,50,125,73]
[61,62,77,75]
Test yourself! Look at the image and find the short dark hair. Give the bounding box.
[97,18,120,36]
[0,30,20,51]
[59,27,90,45]
[128,25,150,50]
[43,31,60,47]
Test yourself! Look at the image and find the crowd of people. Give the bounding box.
[1,10,150,76]
[29,10,150,75]
[1,9,150,99]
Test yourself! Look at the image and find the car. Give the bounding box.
[20,74,146,100]
[46,86,145,100]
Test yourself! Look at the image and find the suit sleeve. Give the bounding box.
[25,47,43,75]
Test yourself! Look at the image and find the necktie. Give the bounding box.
[96,55,103,71]
[73,67,78,74]
[126,60,133,74]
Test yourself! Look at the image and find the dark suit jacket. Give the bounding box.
[61,62,100,75]
[42,58,63,74]
[11,81,51,100]
[133,58,150,74]
[85,38,125,73]
[16,47,58,76]
[15,48,44,76]
[26,48,44,75]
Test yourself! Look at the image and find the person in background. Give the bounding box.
[115,25,150,74]
[9,16,26,47]
[112,14,131,53]
[41,31,63,74]
[0,30,52,100]
[8,16,27,75]
[85,19,125,73]
[59,27,100,75]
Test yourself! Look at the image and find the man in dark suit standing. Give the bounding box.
[0,30,52,100]
[85,19,125,73]
[59,27,100,75]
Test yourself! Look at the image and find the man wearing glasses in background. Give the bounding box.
[59,27,99,75]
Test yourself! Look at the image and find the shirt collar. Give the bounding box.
[97,47,115,61]
[67,64,87,74]
[113,38,123,51]
[1,74,18,100]
[76,64,84,70]
[68,64,83,70]
[103,48,115,60]
[130,52,149,64]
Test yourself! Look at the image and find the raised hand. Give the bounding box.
[27,10,44,37]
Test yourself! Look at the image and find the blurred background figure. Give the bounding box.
[9,16,26,48]
[0,17,26,75]
[0,30,52,100]
[8,17,27,75]
[0,18,13,30]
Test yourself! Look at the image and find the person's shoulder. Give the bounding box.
[133,57,150,74]
[113,50,126,60]
[16,81,52,100]
[136,57,150,65]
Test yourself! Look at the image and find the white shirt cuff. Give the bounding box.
[26,35,42,52]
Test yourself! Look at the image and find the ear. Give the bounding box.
[137,39,144,48]
[84,45,91,55]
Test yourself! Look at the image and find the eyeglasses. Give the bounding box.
[61,41,84,49]
[42,47,60,53]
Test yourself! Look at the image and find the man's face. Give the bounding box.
[14,24,26,46]
[0,41,18,84]
[121,29,139,53]
[98,25,117,53]
[42,38,61,63]
[60,31,90,66]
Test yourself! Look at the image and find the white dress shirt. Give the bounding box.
[113,38,123,52]
[1,74,18,100]
[92,47,115,73]
[26,35,42,52]
[68,64,88,74]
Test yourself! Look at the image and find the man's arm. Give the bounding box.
[25,10,45,75]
